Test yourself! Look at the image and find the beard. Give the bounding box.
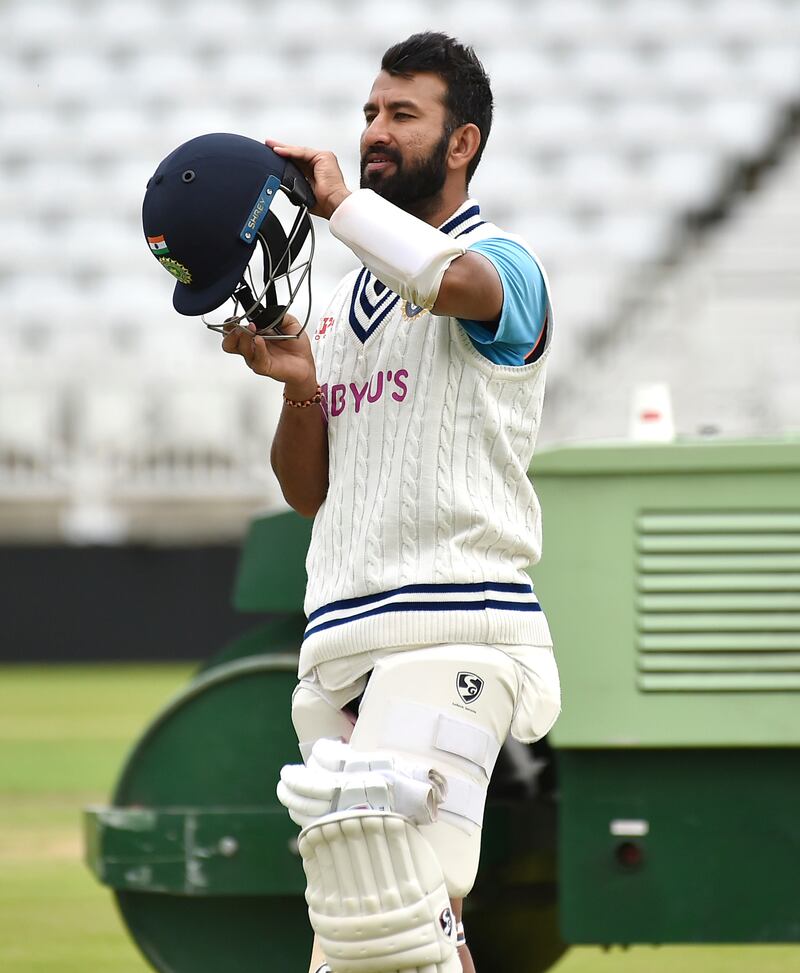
[360,129,450,218]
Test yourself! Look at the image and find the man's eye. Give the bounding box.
[395,112,412,120]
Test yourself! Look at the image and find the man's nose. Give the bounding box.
[364,114,391,145]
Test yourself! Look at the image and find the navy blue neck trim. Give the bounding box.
[439,202,481,236]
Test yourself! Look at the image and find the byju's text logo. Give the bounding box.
[321,369,409,418]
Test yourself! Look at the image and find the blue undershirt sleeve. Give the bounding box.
[457,237,547,366]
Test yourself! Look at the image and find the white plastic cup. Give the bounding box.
[629,382,675,442]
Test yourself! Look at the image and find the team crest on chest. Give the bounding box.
[402,301,428,321]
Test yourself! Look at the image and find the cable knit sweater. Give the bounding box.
[299,200,553,676]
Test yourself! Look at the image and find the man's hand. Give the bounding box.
[266,140,351,220]
[221,315,318,399]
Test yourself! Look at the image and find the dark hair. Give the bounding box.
[380,32,493,184]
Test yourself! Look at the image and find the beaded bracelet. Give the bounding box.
[283,384,323,408]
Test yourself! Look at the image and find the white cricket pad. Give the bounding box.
[298,809,461,973]
[329,189,466,310]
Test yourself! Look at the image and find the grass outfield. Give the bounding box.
[1,664,798,973]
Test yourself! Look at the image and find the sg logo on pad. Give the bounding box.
[456,671,484,704]
[439,906,454,938]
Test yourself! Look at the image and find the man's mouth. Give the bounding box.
[363,152,398,175]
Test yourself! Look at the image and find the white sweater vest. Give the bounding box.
[300,200,553,675]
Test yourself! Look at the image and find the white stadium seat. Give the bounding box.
[40,218,142,276]
[348,0,435,47]
[163,106,267,151]
[88,275,176,333]
[515,213,595,265]
[243,0,343,48]
[559,150,638,210]
[740,45,800,101]
[92,0,166,46]
[73,387,150,458]
[78,107,161,158]
[0,219,40,272]
[569,45,650,95]
[485,49,561,101]
[608,98,693,151]
[124,52,208,105]
[705,0,795,43]
[657,44,738,97]
[623,0,708,43]
[0,274,86,323]
[103,159,159,220]
[37,53,125,107]
[0,53,50,109]
[641,149,730,212]
[0,110,70,158]
[437,0,518,46]
[592,212,675,263]
[701,99,782,160]
[5,162,103,219]
[152,386,243,456]
[471,157,557,221]
[523,99,603,151]
[5,0,85,49]
[304,51,379,102]
[533,0,618,43]
[213,53,296,104]
[0,388,59,458]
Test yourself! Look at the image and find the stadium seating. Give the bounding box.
[538,134,800,445]
[1,0,799,539]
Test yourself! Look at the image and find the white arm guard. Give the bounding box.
[329,189,466,310]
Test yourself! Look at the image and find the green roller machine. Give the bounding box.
[533,437,800,946]
[85,437,800,970]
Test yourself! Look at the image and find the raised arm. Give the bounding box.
[269,141,504,323]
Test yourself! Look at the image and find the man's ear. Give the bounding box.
[447,123,481,175]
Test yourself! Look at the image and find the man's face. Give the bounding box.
[360,71,452,215]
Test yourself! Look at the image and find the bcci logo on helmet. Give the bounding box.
[456,672,484,704]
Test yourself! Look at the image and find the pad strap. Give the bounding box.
[383,700,502,778]
[440,776,487,829]
[330,189,466,310]
[435,715,500,777]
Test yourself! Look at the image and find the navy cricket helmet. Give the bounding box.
[142,133,315,335]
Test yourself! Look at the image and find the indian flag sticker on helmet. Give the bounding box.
[147,234,170,256]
